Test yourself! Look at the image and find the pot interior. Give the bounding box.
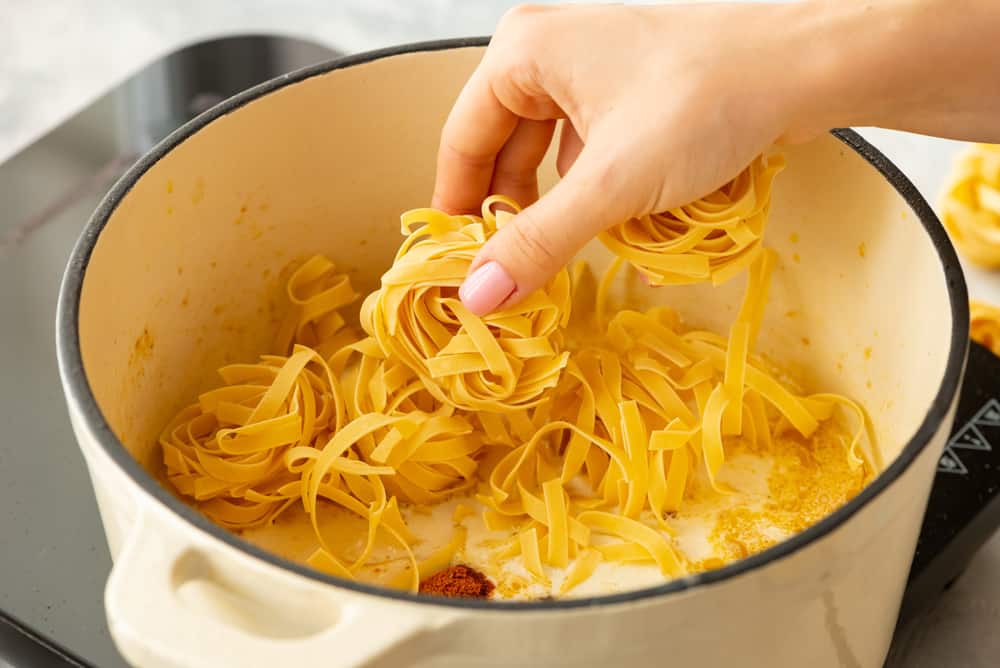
[77,45,953,578]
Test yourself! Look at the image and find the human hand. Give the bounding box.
[434,2,826,315]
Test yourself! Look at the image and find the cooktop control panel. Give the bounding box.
[887,341,1000,666]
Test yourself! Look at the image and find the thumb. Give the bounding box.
[459,151,627,316]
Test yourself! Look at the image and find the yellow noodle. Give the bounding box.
[162,184,875,597]
[558,548,603,595]
[578,511,681,577]
[600,154,785,286]
[594,543,655,563]
[543,478,571,568]
[971,299,1000,356]
[360,196,571,412]
[519,527,547,581]
[941,144,1000,268]
[275,254,358,354]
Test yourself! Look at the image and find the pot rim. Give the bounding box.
[56,36,970,611]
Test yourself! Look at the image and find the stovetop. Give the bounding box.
[0,35,340,668]
[2,34,999,668]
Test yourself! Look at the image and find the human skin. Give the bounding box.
[431,1,1000,315]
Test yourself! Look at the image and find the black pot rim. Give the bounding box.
[56,36,970,612]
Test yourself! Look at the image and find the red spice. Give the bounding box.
[419,565,495,599]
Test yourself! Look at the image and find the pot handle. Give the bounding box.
[105,507,436,668]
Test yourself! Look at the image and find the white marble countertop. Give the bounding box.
[2,1,999,666]
[0,0,537,163]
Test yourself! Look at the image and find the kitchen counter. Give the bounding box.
[2,1,999,667]
[0,0,526,163]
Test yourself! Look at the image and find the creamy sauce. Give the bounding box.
[243,420,871,599]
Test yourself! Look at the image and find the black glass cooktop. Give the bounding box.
[0,35,339,668]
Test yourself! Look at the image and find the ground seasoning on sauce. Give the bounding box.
[419,565,495,599]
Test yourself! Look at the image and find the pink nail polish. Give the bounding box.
[459,261,516,316]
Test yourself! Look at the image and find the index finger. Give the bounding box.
[432,66,519,215]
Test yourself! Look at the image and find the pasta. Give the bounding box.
[161,187,875,597]
[971,300,1000,356]
[360,196,571,412]
[600,154,785,286]
[941,143,1000,268]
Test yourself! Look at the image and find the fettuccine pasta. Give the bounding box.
[600,154,785,286]
[971,300,1000,356]
[941,143,1000,268]
[361,196,571,412]
[161,189,875,597]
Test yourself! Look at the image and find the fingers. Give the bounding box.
[432,68,519,214]
[489,119,557,208]
[460,147,627,315]
[556,121,583,177]
[433,4,566,215]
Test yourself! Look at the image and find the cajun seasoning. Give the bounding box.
[419,564,495,599]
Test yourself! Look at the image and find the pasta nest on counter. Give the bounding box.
[360,195,572,412]
[971,300,1000,356]
[600,154,785,286]
[941,143,1000,268]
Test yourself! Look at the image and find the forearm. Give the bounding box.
[438,1,1000,311]
[793,0,1000,142]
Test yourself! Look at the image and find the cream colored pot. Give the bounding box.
[57,40,969,668]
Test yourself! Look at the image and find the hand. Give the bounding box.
[434,2,825,316]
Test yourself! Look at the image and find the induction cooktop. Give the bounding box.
[1,34,998,668]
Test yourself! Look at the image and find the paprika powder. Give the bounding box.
[419,564,495,599]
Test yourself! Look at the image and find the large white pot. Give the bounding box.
[56,39,969,668]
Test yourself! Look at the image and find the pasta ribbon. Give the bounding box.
[162,183,876,598]
[600,154,785,286]
[360,195,571,412]
[971,300,1000,356]
[558,549,602,595]
[941,143,1000,268]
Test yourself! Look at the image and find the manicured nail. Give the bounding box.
[640,272,663,288]
[459,261,516,316]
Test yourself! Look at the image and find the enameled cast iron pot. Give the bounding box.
[56,39,969,668]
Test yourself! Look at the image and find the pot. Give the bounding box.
[57,39,970,668]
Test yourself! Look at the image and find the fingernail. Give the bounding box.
[640,272,663,288]
[459,261,516,316]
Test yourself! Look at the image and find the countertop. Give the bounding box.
[2,1,1000,667]
[0,0,530,163]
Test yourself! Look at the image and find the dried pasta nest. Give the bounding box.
[599,154,785,286]
[941,143,1000,268]
[971,300,1000,356]
[161,345,347,530]
[361,195,572,412]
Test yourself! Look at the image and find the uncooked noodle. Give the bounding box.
[161,184,874,595]
[600,154,785,286]
[360,195,571,412]
[971,300,1000,356]
[941,143,1000,268]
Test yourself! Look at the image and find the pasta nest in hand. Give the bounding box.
[599,154,785,286]
[941,143,1000,268]
[361,195,572,412]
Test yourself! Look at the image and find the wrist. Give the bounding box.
[784,0,947,137]
[773,0,886,140]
